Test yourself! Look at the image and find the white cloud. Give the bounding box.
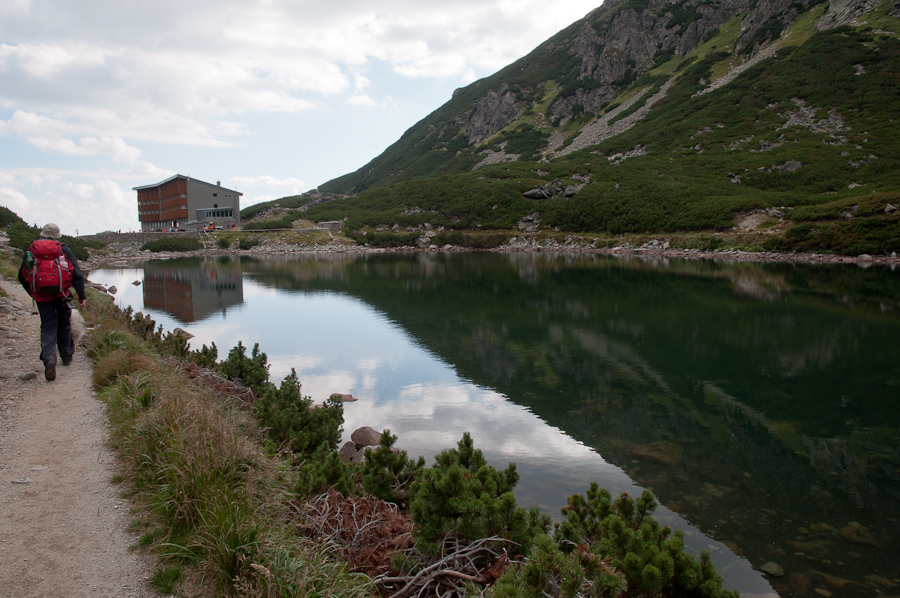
[2,175,136,234]
[348,94,378,107]
[228,175,308,203]
[231,175,306,188]
[0,0,32,17]
[11,42,110,79]
[0,0,603,233]
[0,185,31,214]
[354,74,371,92]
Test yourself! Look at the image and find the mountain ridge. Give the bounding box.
[246,0,900,256]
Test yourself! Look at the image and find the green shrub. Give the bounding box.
[5,221,100,260]
[361,430,425,509]
[494,124,550,160]
[252,370,344,458]
[190,342,219,369]
[488,533,627,598]
[294,445,354,498]
[433,231,510,248]
[554,485,739,598]
[350,231,419,248]
[141,237,203,253]
[219,341,271,395]
[238,237,259,250]
[216,236,230,249]
[242,215,297,230]
[408,432,550,557]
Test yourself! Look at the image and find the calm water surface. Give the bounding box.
[94,252,900,597]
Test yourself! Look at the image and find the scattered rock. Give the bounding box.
[331,393,358,403]
[11,478,33,485]
[517,212,541,233]
[351,426,382,450]
[886,203,898,214]
[839,522,878,546]
[338,441,360,464]
[107,285,118,295]
[173,327,194,340]
[864,574,898,588]
[630,441,681,467]
[132,280,141,286]
[812,570,861,589]
[18,372,38,382]
[760,562,785,577]
[790,572,812,596]
[2,327,22,338]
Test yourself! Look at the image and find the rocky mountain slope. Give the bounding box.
[318,0,896,193]
[251,0,900,255]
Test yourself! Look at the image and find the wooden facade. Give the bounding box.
[134,175,242,231]
[136,177,189,224]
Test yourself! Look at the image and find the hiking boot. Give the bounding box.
[62,357,72,366]
[44,361,56,381]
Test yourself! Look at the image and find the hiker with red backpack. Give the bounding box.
[17,223,87,382]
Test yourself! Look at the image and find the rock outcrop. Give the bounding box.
[466,84,522,144]
[817,0,884,29]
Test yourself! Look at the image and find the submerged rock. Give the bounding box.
[839,522,878,546]
[760,561,785,577]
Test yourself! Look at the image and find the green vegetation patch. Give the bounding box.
[140,237,203,253]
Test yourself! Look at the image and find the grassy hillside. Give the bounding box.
[245,2,900,256]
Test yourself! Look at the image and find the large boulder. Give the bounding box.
[351,426,382,450]
[338,441,359,464]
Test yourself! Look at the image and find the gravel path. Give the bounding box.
[0,279,156,598]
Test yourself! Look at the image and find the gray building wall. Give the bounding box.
[187,179,242,229]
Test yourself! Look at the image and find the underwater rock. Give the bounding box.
[760,561,785,577]
[839,522,878,546]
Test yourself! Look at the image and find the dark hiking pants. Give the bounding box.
[36,297,73,366]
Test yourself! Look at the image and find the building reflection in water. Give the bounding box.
[141,259,244,324]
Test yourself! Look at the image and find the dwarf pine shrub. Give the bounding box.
[220,341,271,395]
[361,430,425,509]
[554,484,739,598]
[408,432,551,557]
[488,532,627,598]
[141,237,203,252]
[253,369,344,458]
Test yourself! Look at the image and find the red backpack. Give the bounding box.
[25,239,74,296]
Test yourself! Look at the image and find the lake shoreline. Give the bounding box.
[88,240,900,269]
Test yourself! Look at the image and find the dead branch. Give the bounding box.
[376,536,516,598]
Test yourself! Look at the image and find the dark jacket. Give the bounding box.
[18,239,87,302]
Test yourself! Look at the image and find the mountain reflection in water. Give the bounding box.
[95,252,900,598]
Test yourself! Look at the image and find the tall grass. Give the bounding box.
[84,295,375,597]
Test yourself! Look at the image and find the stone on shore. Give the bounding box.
[351,426,382,450]
[331,393,358,402]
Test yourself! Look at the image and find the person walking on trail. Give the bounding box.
[17,223,86,381]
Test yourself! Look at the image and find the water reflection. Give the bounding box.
[142,259,244,323]
[94,253,900,597]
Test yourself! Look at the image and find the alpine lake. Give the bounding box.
[93,251,900,598]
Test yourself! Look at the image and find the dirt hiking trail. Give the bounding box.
[0,279,155,598]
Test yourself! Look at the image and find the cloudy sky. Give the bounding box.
[1,0,601,235]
